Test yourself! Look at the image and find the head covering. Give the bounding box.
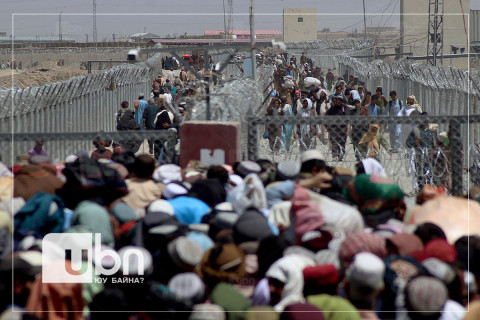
[314,250,341,270]
[246,306,279,320]
[405,276,448,316]
[13,164,64,201]
[227,174,267,214]
[236,161,262,178]
[307,294,361,320]
[148,199,175,216]
[422,258,456,284]
[303,264,340,287]
[412,238,457,263]
[384,255,427,296]
[386,233,424,256]
[153,164,182,183]
[338,232,387,267]
[280,303,324,320]
[168,236,203,271]
[168,272,205,303]
[360,157,386,177]
[233,209,274,244]
[189,304,226,320]
[26,260,84,319]
[188,179,226,208]
[289,186,325,244]
[121,101,129,108]
[346,252,385,290]
[71,201,114,246]
[277,161,300,180]
[265,254,315,312]
[211,283,251,320]
[200,243,246,285]
[344,174,404,225]
[163,182,189,199]
[300,150,324,164]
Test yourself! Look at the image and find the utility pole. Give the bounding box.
[222,0,227,39]
[249,0,256,81]
[59,12,62,42]
[427,0,444,66]
[362,0,367,41]
[93,0,97,44]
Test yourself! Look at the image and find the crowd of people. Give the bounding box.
[0,51,477,320]
[1,140,480,319]
[266,52,451,192]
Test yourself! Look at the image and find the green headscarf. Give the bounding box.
[343,174,404,214]
[307,294,361,320]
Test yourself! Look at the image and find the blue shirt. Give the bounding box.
[135,99,148,127]
[388,99,402,116]
[167,196,210,225]
[367,103,379,116]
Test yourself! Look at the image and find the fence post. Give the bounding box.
[450,119,463,196]
[247,116,258,161]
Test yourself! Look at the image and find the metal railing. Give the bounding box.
[247,114,480,196]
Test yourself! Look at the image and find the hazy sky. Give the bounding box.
[2,0,480,41]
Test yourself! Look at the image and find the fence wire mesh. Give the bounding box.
[247,115,480,197]
[0,131,177,167]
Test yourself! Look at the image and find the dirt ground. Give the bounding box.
[0,61,87,89]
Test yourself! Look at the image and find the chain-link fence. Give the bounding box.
[0,130,177,167]
[247,114,480,197]
[337,54,480,117]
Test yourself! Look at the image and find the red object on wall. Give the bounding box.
[179,121,241,168]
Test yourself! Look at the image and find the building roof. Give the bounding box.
[130,32,160,39]
[204,30,281,36]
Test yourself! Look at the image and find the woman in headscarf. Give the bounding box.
[358,124,381,160]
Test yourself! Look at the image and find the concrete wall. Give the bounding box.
[400,0,469,66]
[283,8,317,42]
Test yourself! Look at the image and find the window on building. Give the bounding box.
[298,17,303,23]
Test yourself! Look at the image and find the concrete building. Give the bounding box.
[283,8,317,42]
[400,0,469,65]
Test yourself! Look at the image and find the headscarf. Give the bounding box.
[199,243,246,286]
[360,158,387,178]
[307,294,361,320]
[265,254,315,312]
[281,303,325,320]
[227,174,267,214]
[26,260,84,320]
[70,200,114,247]
[344,174,404,215]
[406,95,422,113]
[338,232,387,267]
[358,125,380,159]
